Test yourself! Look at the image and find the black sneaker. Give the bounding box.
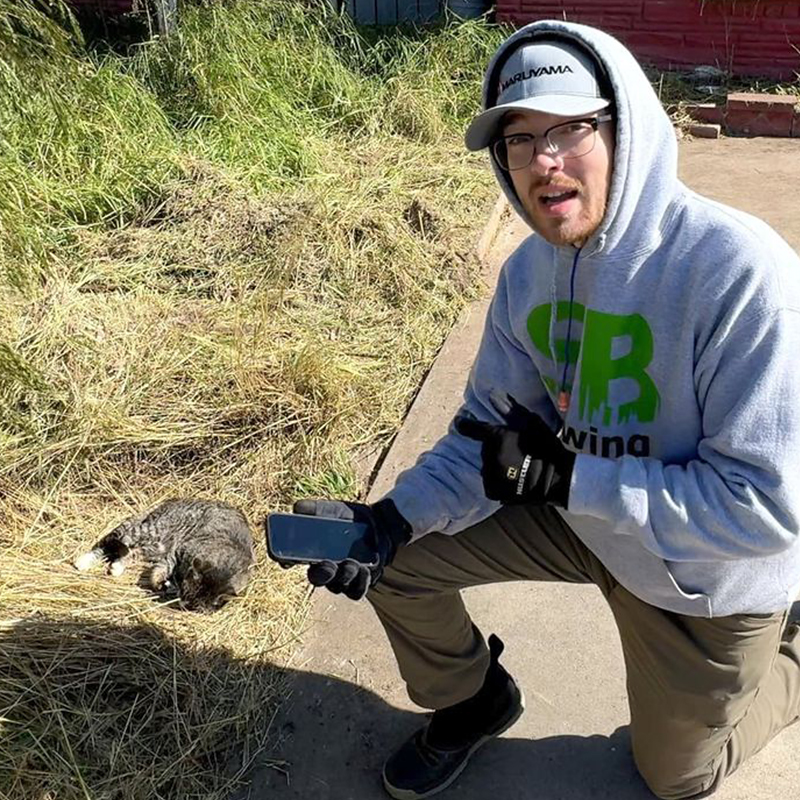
[382,634,524,799]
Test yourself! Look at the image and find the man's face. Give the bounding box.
[500,109,615,247]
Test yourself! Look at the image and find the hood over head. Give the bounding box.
[466,21,680,260]
[465,38,611,151]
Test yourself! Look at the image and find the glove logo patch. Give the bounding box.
[516,454,532,496]
[506,466,519,480]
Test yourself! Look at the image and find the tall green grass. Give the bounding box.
[0,0,508,484]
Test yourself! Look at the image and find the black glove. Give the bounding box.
[291,497,412,600]
[454,391,575,508]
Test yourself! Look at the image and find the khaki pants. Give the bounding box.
[367,504,800,800]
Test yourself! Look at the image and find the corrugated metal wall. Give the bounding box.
[329,0,490,24]
[67,0,489,25]
[339,0,440,23]
[496,0,800,80]
[67,0,134,13]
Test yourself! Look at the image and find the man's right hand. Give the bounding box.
[291,497,411,600]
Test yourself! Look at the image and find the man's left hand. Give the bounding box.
[291,498,411,600]
[454,392,575,508]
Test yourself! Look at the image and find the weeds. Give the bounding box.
[0,2,501,797]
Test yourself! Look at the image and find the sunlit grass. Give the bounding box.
[0,2,505,797]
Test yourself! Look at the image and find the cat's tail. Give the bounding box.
[73,517,140,575]
[73,547,108,572]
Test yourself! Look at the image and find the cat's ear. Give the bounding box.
[190,557,204,578]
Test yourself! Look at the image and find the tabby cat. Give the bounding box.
[74,498,256,611]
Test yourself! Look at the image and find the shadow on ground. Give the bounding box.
[249,676,652,800]
[0,613,282,800]
[248,594,800,800]
[0,613,650,800]
[8,601,798,800]
[252,696,652,800]
[242,600,800,800]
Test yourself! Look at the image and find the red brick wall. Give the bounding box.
[495,0,800,79]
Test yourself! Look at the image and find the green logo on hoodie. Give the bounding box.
[527,302,661,424]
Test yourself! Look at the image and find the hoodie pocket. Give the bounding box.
[665,563,713,618]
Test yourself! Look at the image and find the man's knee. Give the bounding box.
[364,570,401,614]
[635,754,720,800]
[632,725,725,800]
[365,558,442,616]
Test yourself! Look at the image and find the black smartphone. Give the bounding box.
[265,512,379,567]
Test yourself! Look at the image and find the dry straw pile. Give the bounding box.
[0,1,503,797]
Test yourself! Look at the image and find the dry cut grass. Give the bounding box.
[0,158,494,798]
[0,548,307,800]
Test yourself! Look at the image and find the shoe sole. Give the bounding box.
[381,687,526,800]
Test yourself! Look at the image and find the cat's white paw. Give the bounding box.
[74,552,99,571]
[109,560,126,577]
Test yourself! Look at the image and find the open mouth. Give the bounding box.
[540,189,579,206]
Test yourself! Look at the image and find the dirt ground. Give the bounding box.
[678,137,800,253]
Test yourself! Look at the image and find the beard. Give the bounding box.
[519,176,608,248]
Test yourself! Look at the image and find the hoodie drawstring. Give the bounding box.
[557,247,581,414]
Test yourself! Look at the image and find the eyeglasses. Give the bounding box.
[492,114,614,171]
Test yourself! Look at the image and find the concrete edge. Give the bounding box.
[476,193,509,264]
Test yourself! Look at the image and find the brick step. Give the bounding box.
[685,93,800,137]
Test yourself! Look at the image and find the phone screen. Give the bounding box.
[266,513,378,565]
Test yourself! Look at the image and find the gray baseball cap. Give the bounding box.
[465,39,611,151]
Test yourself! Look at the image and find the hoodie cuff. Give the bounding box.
[566,453,647,531]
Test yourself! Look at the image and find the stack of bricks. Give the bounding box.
[686,94,800,139]
[496,0,800,80]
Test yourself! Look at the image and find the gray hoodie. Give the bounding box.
[385,20,800,617]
